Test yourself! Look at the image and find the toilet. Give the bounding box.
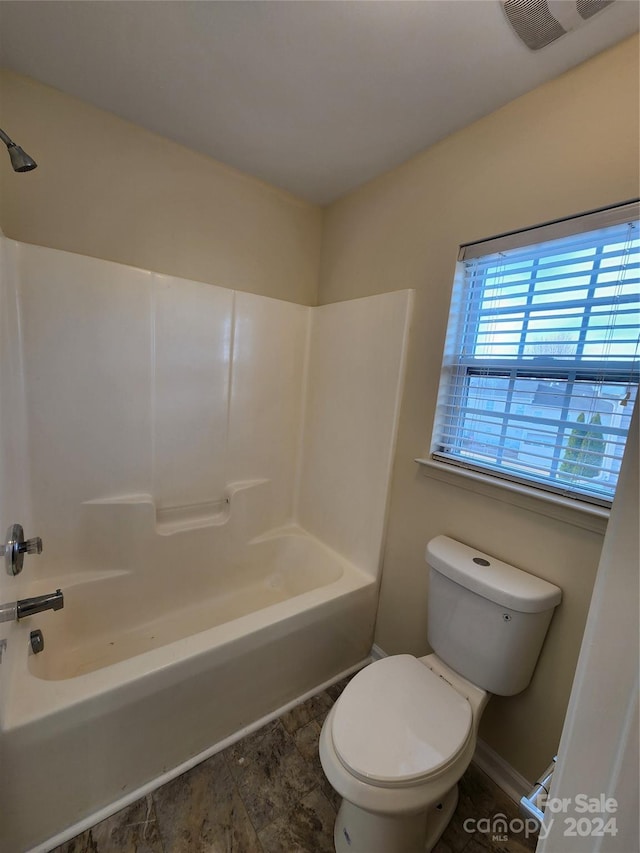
[319,535,562,853]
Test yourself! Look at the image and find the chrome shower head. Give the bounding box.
[8,143,37,173]
[0,128,37,172]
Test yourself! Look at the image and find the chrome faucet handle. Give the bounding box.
[4,524,44,576]
[22,536,43,556]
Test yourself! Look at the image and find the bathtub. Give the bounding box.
[0,527,377,852]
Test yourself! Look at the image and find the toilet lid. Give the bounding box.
[331,655,472,786]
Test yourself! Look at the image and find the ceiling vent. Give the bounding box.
[502,0,616,50]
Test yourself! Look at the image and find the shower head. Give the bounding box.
[8,143,38,173]
[0,128,37,172]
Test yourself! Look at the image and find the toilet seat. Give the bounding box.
[331,655,472,787]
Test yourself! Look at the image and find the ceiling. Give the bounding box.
[0,1,637,205]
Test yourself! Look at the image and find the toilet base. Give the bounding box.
[333,785,459,853]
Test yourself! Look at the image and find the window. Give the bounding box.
[431,201,639,507]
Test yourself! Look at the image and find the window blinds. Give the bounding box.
[433,202,639,506]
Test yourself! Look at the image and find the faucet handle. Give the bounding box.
[4,524,43,576]
[21,536,43,556]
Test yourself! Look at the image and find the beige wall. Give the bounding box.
[0,70,322,305]
[318,35,640,781]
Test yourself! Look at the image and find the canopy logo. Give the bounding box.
[463,813,539,842]
[464,796,619,842]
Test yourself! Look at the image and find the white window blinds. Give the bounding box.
[432,201,639,506]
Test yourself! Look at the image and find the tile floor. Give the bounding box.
[52,679,537,853]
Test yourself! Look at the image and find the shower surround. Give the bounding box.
[0,234,412,852]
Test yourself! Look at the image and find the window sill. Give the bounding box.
[415,457,609,534]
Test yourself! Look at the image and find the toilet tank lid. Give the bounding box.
[425,536,562,613]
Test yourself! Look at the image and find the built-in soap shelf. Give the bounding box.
[155,498,230,535]
[83,479,269,536]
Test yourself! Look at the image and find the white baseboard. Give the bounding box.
[473,738,532,805]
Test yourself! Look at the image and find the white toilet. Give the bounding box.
[319,535,562,853]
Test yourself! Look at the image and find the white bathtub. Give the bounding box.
[0,528,376,853]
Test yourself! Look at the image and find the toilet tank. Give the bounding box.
[426,536,562,696]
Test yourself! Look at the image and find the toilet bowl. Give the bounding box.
[319,535,562,853]
[320,654,487,853]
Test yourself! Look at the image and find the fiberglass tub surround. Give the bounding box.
[0,233,412,852]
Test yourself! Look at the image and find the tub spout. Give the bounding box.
[0,589,64,622]
[1,590,64,622]
[17,589,64,619]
